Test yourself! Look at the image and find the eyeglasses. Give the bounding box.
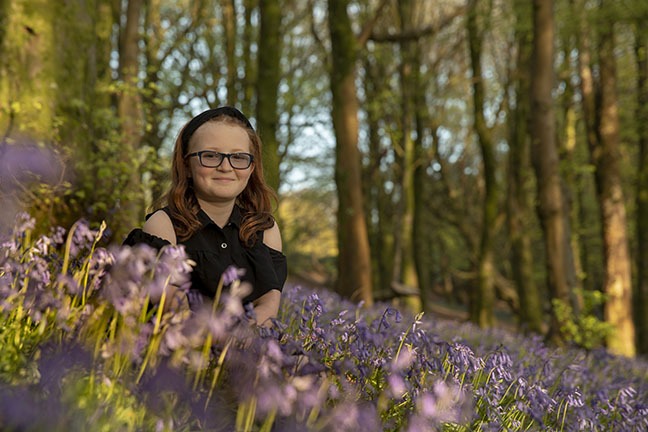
[185,151,254,169]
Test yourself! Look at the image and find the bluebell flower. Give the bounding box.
[221,264,246,286]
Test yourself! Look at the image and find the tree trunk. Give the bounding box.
[572,0,602,296]
[413,75,433,312]
[222,0,237,105]
[116,0,144,236]
[530,0,574,341]
[508,0,543,334]
[467,0,497,327]
[557,30,586,312]
[635,17,648,355]
[362,56,391,300]
[256,0,282,191]
[594,9,635,357]
[0,0,8,60]
[395,0,420,310]
[241,0,256,116]
[327,0,373,305]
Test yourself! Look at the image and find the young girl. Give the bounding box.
[124,106,286,327]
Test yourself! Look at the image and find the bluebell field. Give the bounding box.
[0,213,647,431]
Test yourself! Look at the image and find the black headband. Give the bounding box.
[181,106,254,148]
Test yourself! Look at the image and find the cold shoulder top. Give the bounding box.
[123,205,287,305]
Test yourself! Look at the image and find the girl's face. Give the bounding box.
[186,121,254,205]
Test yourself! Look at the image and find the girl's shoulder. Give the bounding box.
[143,208,177,245]
[262,220,282,252]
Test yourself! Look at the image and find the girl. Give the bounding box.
[124,107,286,327]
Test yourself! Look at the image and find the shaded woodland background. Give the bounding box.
[1,0,647,358]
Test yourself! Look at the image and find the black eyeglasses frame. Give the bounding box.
[185,151,254,170]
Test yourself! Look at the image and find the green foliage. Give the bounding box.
[0,309,43,385]
[59,372,151,432]
[553,289,614,350]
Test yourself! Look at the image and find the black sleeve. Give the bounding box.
[268,248,288,289]
[122,229,171,250]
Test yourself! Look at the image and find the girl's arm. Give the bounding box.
[253,222,284,327]
[252,289,281,327]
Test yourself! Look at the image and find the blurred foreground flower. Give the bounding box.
[0,141,65,234]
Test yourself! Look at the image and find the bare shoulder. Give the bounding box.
[143,210,177,245]
[262,221,282,252]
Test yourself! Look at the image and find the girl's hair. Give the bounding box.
[162,107,277,246]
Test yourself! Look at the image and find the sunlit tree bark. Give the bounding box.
[327,0,373,305]
[635,15,648,355]
[530,0,575,341]
[256,0,282,191]
[593,2,635,357]
[574,0,636,357]
[466,0,497,327]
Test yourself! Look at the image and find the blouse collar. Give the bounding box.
[197,204,242,228]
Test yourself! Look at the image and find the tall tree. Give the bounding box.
[529,0,576,340]
[362,50,394,300]
[256,0,282,191]
[466,0,498,327]
[0,0,8,61]
[241,0,256,116]
[591,0,635,357]
[410,8,434,312]
[116,0,144,236]
[635,11,648,355]
[393,0,419,308]
[556,14,586,309]
[508,0,543,334]
[574,0,636,357]
[222,0,238,105]
[327,0,380,305]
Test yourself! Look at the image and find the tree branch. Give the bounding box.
[357,0,390,47]
[369,6,465,43]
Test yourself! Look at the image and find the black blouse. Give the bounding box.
[123,206,287,305]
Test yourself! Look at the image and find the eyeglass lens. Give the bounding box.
[199,151,252,169]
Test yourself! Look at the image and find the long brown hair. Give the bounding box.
[162,107,277,246]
